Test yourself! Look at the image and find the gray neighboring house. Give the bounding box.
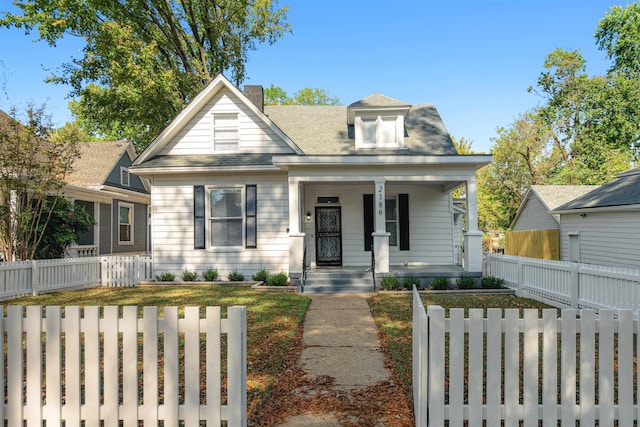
[551,167,640,268]
[510,185,599,231]
[64,140,150,256]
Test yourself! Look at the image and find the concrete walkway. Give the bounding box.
[277,293,395,426]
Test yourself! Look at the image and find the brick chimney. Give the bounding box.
[243,85,264,112]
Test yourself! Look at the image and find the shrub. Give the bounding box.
[266,271,288,286]
[202,267,219,282]
[430,276,449,290]
[252,268,269,282]
[401,277,421,290]
[456,276,476,289]
[181,269,198,282]
[482,276,506,289]
[155,272,176,282]
[227,270,245,281]
[380,275,402,290]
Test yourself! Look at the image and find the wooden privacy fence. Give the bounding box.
[412,287,639,426]
[0,255,153,299]
[505,229,560,260]
[1,305,247,426]
[484,253,640,311]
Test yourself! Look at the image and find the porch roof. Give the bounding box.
[272,154,491,170]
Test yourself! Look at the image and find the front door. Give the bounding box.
[315,206,342,266]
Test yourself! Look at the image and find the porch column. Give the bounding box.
[288,177,305,285]
[372,179,390,274]
[464,177,483,272]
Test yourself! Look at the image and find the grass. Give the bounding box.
[367,293,555,401]
[6,285,311,419]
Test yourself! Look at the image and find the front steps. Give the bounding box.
[302,267,375,294]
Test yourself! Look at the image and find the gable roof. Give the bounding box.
[510,185,599,228]
[133,74,303,165]
[66,140,135,187]
[552,167,640,213]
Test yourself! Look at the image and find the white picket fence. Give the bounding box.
[412,286,639,426]
[0,255,153,299]
[2,305,247,426]
[484,253,640,311]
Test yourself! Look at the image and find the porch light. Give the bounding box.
[306,211,312,221]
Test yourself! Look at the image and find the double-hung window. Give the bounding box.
[385,196,398,247]
[118,202,134,244]
[209,188,243,247]
[213,113,239,152]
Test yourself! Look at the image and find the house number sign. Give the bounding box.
[376,183,384,217]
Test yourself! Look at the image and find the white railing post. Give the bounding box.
[227,306,247,427]
[570,263,580,309]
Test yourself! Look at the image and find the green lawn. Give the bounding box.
[367,292,555,401]
[6,285,311,418]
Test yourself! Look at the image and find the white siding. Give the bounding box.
[303,183,454,267]
[559,210,640,268]
[512,195,559,231]
[159,89,294,156]
[151,173,290,278]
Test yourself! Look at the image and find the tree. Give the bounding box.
[2,0,291,150]
[595,2,640,78]
[263,85,341,106]
[0,105,80,261]
[34,198,94,259]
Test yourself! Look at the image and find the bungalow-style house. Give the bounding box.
[130,74,491,286]
[63,140,150,256]
[551,167,640,268]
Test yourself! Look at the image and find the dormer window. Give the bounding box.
[213,113,239,152]
[347,94,411,150]
[356,115,403,149]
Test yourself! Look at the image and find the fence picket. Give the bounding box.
[206,306,222,425]
[542,309,557,425]
[26,306,42,426]
[7,306,22,427]
[618,310,634,425]
[122,306,138,427]
[503,309,519,426]
[448,309,464,427]
[486,309,501,426]
[103,306,119,427]
[65,306,82,426]
[163,306,179,427]
[83,306,100,427]
[580,310,596,424]
[561,309,577,424]
[142,306,159,424]
[184,307,201,427]
[468,309,483,425]
[599,310,615,426]
[427,306,445,426]
[523,310,538,427]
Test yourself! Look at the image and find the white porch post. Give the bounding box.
[372,179,390,274]
[288,177,305,285]
[464,177,483,272]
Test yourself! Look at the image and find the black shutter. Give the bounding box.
[194,185,205,249]
[363,194,374,251]
[246,185,257,248]
[399,193,410,250]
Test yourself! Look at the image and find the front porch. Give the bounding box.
[302,265,475,294]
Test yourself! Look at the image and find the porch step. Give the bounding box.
[302,268,375,294]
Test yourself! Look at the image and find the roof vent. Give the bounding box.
[243,85,264,112]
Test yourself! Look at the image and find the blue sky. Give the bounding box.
[0,0,623,152]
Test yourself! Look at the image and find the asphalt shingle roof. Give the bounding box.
[553,168,640,211]
[531,185,600,211]
[136,153,274,169]
[66,140,130,187]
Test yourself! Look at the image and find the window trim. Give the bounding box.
[206,186,245,251]
[118,202,134,245]
[212,112,239,153]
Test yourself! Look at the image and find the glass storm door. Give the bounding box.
[315,207,342,266]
